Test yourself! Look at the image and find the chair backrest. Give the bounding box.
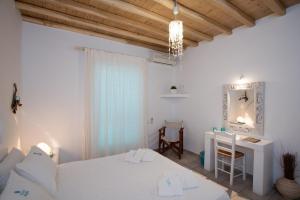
[163,121,183,141]
[214,131,236,155]
[164,120,183,129]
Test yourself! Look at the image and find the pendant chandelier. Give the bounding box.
[169,0,183,57]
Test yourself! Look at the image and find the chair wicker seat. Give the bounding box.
[218,149,244,158]
[161,136,179,143]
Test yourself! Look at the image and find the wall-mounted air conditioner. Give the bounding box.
[149,52,176,66]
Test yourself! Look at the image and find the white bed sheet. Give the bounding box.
[56,150,230,200]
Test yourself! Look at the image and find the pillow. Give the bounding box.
[0,147,8,162]
[0,170,54,200]
[16,146,56,196]
[0,148,25,192]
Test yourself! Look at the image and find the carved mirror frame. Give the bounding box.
[223,82,265,135]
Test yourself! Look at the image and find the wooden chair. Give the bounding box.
[214,131,246,185]
[158,121,184,159]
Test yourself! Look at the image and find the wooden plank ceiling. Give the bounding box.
[16,0,300,53]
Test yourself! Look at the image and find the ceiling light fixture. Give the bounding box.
[169,0,183,58]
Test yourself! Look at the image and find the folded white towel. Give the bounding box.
[159,169,199,197]
[176,170,200,190]
[124,149,146,163]
[125,149,157,163]
[142,149,156,162]
[134,149,146,162]
[124,150,139,163]
[158,173,183,197]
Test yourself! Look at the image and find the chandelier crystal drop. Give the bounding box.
[169,20,183,57]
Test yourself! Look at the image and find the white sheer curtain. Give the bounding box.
[83,48,148,159]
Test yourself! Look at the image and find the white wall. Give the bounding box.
[0,0,22,149]
[19,2,300,182]
[147,62,177,149]
[175,4,300,183]
[21,22,175,163]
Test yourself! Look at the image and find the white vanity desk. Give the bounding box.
[204,131,273,196]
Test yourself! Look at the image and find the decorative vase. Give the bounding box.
[170,89,177,94]
[276,177,300,199]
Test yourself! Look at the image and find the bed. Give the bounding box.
[55,150,230,200]
[0,146,229,200]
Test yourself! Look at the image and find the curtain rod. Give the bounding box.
[75,46,150,60]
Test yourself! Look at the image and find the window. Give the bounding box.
[84,49,147,158]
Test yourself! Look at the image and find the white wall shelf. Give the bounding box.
[160,94,189,98]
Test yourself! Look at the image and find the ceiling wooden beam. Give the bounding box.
[262,0,286,15]
[32,0,197,47]
[16,2,171,48]
[210,0,255,27]
[22,16,168,53]
[92,0,213,41]
[152,0,232,35]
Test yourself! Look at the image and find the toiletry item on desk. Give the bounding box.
[212,127,226,133]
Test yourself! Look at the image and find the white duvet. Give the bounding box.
[56,150,229,200]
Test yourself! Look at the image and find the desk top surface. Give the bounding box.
[205,131,273,149]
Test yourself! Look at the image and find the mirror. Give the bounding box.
[228,89,255,128]
[223,82,265,135]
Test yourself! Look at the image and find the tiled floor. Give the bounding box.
[161,150,285,200]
